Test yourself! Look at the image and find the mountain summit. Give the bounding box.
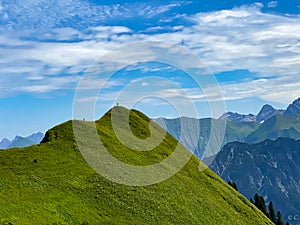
[0,107,273,224]
[256,104,284,123]
[220,104,285,123]
[284,97,300,116]
[0,138,11,149]
[219,112,257,122]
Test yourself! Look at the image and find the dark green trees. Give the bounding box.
[276,211,284,225]
[227,182,287,225]
[251,193,287,225]
[268,201,276,223]
[254,194,268,216]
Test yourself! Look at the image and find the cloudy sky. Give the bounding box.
[0,0,300,139]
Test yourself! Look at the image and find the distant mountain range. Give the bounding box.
[0,132,44,149]
[155,97,300,159]
[246,114,300,143]
[219,98,300,123]
[219,112,257,122]
[154,117,259,159]
[210,138,300,223]
[219,103,286,123]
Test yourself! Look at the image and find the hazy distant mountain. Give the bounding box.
[246,114,300,143]
[26,132,44,143]
[154,117,259,159]
[220,104,285,123]
[0,132,44,149]
[0,138,11,149]
[8,136,34,149]
[219,112,257,122]
[256,104,285,123]
[210,137,300,222]
[157,98,300,158]
[284,98,300,116]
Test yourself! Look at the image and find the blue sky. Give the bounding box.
[0,0,300,139]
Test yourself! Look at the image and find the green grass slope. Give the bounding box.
[0,107,273,225]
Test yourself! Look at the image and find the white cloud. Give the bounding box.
[73,72,300,114]
[218,75,300,104]
[0,0,179,30]
[0,3,300,106]
[77,77,124,91]
[142,3,180,18]
[268,1,278,8]
[90,26,132,34]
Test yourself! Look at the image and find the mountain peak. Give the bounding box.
[26,132,44,143]
[261,104,275,110]
[293,97,300,102]
[256,104,283,123]
[219,112,256,122]
[0,138,12,149]
[11,135,23,142]
[7,136,34,149]
[0,132,44,150]
[284,97,300,116]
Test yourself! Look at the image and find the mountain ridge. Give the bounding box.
[219,112,257,122]
[0,132,44,149]
[219,104,286,123]
[157,98,300,159]
[220,97,300,123]
[210,137,300,223]
[246,114,300,143]
[0,138,11,149]
[256,104,285,123]
[154,117,259,159]
[284,98,300,116]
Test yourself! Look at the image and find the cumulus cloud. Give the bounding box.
[0,2,300,105]
[0,0,180,30]
[268,1,278,8]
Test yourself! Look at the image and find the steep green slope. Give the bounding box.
[154,117,259,159]
[0,107,272,225]
[246,114,300,143]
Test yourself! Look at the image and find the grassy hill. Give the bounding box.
[0,107,273,225]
